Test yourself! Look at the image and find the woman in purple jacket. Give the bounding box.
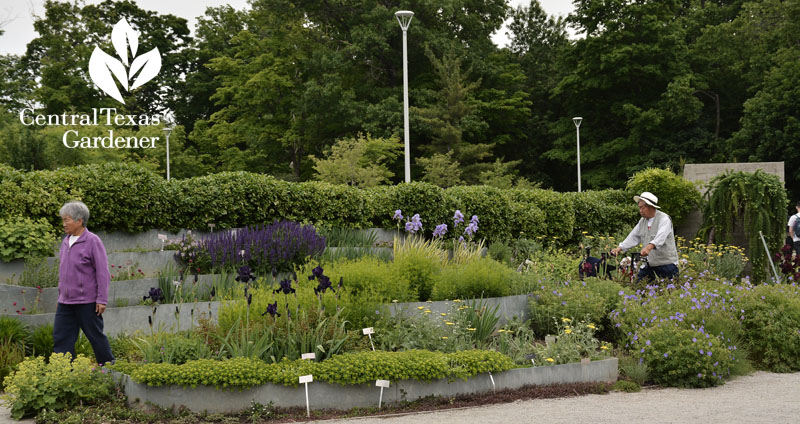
[54,200,114,365]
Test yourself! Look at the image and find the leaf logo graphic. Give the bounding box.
[88,18,161,104]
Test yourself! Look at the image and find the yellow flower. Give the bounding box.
[546,358,555,362]
[582,231,588,234]
[445,322,454,325]
[453,299,461,303]
[601,345,609,350]
[424,310,431,314]
[561,317,571,323]
[587,324,596,329]
[440,313,447,316]
[564,329,573,334]
[417,306,425,310]
[467,328,476,331]
[442,336,448,339]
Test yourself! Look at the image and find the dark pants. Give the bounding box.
[637,263,679,282]
[53,302,114,365]
[794,241,800,256]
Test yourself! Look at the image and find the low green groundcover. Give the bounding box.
[112,349,516,389]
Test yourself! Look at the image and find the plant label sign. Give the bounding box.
[362,327,374,335]
[299,375,313,384]
[375,379,390,388]
[301,353,316,360]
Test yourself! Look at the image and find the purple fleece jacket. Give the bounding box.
[58,229,110,305]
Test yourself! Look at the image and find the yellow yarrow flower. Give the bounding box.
[546,358,555,362]
[562,317,571,323]
[417,306,425,310]
[587,324,596,329]
[445,322,454,325]
[565,329,573,334]
[467,328,476,331]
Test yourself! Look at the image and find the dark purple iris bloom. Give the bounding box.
[274,279,296,295]
[262,301,281,317]
[143,287,163,302]
[236,266,255,284]
[314,275,335,295]
[309,265,324,281]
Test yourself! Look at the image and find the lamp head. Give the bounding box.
[573,117,583,128]
[395,10,414,30]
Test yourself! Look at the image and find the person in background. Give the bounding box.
[787,201,800,256]
[54,200,115,365]
[611,192,679,282]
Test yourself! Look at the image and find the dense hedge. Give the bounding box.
[0,163,639,242]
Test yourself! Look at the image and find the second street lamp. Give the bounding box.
[395,10,413,183]
[573,117,583,192]
[163,123,173,182]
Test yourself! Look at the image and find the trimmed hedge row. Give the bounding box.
[0,163,639,243]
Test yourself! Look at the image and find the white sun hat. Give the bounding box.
[633,192,660,209]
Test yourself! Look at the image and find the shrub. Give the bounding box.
[2,353,113,419]
[612,380,641,392]
[631,324,734,388]
[118,349,515,389]
[431,257,515,300]
[625,167,701,224]
[738,284,800,372]
[533,318,611,365]
[392,238,443,301]
[318,256,415,302]
[0,217,57,262]
[529,278,623,337]
[0,338,24,391]
[0,317,30,347]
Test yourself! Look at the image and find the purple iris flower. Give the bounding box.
[143,287,163,302]
[314,275,335,295]
[433,224,448,238]
[262,301,280,317]
[393,210,403,221]
[453,210,464,226]
[235,266,255,284]
[274,279,296,295]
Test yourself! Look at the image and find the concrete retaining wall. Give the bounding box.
[120,358,617,413]
[9,301,222,336]
[390,294,531,327]
[1,274,219,314]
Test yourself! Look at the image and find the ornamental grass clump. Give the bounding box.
[529,278,623,339]
[2,353,113,420]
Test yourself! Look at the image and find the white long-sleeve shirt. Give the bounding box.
[618,215,673,251]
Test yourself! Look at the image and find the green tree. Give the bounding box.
[417,152,463,188]
[24,0,191,115]
[311,133,402,187]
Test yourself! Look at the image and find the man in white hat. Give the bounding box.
[611,191,679,281]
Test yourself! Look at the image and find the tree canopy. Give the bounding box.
[1,0,798,198]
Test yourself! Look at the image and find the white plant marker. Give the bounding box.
[376,380,390,409]
[157,233,167,251]
[299,374,313,417]
[301,352,316,360]
[363,327,375,351]
[489,371,496,392]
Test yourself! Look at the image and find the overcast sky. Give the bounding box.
[0,0,575,55]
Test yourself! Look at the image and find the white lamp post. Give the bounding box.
[163,122,173,181]
[395,10,413,183]
[573,117,583,192]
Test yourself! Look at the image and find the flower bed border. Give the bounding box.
[117,358,618,413]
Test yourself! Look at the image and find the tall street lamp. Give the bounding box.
[573,117,583,192]
[395,10,413,183]
[163,121,173,181]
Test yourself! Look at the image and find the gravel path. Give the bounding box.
[315,372,800,424]
[2,372,798,423]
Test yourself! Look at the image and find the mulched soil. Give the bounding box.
[241,382,615,422]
